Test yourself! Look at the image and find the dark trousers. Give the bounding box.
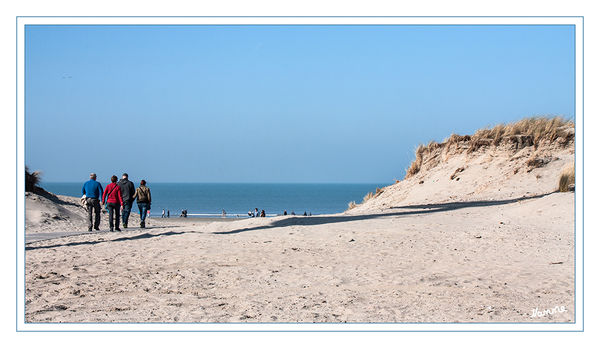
[86,198,101,230]
[122,200,133,226]
[107,202,121,230]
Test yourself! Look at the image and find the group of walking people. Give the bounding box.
[82,172,152,232]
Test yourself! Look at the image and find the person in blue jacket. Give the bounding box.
[82,172,103,231]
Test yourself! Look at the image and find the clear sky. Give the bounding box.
[25,24,575,183]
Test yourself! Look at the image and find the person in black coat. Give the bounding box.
[117,173,136,228]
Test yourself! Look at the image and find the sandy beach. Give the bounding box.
[24,129,575,323]
[25,192,573,323]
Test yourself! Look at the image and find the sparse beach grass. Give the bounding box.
[405,117,574,179]
[558,162,575,192]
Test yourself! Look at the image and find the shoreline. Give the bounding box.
[38,183,370,218]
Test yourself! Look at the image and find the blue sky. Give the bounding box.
[25,25,575,183]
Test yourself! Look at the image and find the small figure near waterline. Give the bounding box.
[222,209,226,218]
[283,210,287,216]
[260,209,266,218]
[248,210,254,217]
[167,210,170,218]
[133,179,152,228]
[162,209,166,218]
[303,211,307,216]
[254,208,259,218]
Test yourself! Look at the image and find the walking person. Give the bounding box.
[133,179,152,228]
[82,173,103,231]
[167,210,170,218]
[117,173,135,228]
[162,209,166,218]
[102,175,123,232]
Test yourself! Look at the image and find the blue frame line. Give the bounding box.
[16,15,584,333]
[16,16,583,18]
[580,15,585,333]
[15,16,19,333]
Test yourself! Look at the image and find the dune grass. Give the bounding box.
[362,191,374,203]
[25,166,42,193]
[405,117,574,179]
[558,163,575,192]
[468,116,573,151]
[347,187,384,211]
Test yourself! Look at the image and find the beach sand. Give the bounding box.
[25,192,573,323]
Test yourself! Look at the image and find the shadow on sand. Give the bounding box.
[30,189,83,209]
[213,192,556,235]
[25,192,556,251]
[25,227,186,251]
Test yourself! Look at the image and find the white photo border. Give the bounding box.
[16,15,584,332]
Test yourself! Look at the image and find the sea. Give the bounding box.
[43,183,389,218]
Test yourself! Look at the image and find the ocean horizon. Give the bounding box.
[43,182,390,217]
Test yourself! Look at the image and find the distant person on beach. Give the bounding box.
[133,179,152,228]
[291,211,295,216]
[167,210,170,218]
[102,175,123,232]
[260,210,266,217]
[222,209,226,218]
[303,211,307,216]
[283,210,287,216]
[248,210,253,217]
[82,172,103,231]
[117,173,135,229]
[162,209,165,218]
[254,208,259,218]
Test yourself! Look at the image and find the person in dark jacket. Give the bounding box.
[82,172,103,231]
[102,175,123,232]
[133,179,152,228]
[117,173,136,228]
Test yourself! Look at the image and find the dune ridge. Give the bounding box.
[352,117,574,213]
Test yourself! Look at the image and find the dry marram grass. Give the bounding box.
[558,163,575,192]
[405,117,574,179]
[346,187,384,211]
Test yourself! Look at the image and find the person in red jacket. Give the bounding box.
[102,175,123,232]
